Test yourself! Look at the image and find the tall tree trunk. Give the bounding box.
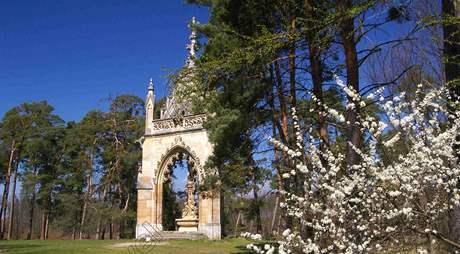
[27,192,36,240]
[0,141,16,239]
[252,186,262,234]
[249,154,262,234]
[274,61,289,145]
[442,0,460,245]
[78,162,91,240]
[309,41,329,147]
[304,6,330,238]
[338,0,362,166]
[269,133,281,236]
[305,0,329,149]
[289,17,297,110]
[40,212,46,240]
[15,199,19,240]
[40,193,51,240]
[0,184,7,239]
[40,146,63,241]
[79,149,94,240]
[95,187,107,240]
[72,226,76,240]
[45,212,49,239]
[272,65,293,228]
[268,80,288,233]
[269,100,282,235]
[95,220,101,240]
[117,193,130,239]
[221,189,226,237]
[109,218,113,240]
[27,167,38,240]
[101,226,106,240]
[235,209,241,235]
[270,194,279,235]
[443,0,460,94]
[79,202,87,240]
[276,212,282,235]
[7,163,18,240]
[268,70,286,192]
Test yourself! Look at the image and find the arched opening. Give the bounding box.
[161,158,183,231]
[156,147,200,232]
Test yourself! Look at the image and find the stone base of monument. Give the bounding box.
[176,218,199,232]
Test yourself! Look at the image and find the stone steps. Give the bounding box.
[147,231,208,241]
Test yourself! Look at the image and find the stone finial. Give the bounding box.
[145,78,155,134]
[148,78,154,91]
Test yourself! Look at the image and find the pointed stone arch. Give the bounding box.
[154,136,204,185]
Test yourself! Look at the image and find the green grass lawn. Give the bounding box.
[0,238,253,254]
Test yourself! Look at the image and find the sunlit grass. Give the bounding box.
[0,238,252,254]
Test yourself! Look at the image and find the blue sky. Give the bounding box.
[0,0,209,121]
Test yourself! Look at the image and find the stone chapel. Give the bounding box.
[136,17,221,240]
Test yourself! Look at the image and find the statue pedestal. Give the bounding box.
[176,217,199,232]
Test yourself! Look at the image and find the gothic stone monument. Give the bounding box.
[136,18,221,240]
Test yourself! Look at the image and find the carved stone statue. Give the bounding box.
[176,179,199,232]
[181,180,197,219]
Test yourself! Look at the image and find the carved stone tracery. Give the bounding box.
[151,114,206,133]
[155,137,204,184]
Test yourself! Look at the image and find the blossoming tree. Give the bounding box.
[245,80,460,253]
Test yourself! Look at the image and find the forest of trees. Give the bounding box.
[1,0,460,252]
[0,95,144,240]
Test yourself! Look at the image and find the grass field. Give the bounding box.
[0,238,253,254]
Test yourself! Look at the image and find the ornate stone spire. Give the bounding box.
[161,17,197,120]
[145,78,155,134]
[186,17,198,68]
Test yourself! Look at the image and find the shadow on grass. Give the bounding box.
[0,244,43,251]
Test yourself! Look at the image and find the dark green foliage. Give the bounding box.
[97,94,144,239]
[184,0,451,239]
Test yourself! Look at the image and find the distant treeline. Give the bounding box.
[0,95,144,240]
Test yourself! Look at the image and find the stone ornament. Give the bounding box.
[151,114,206,134]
